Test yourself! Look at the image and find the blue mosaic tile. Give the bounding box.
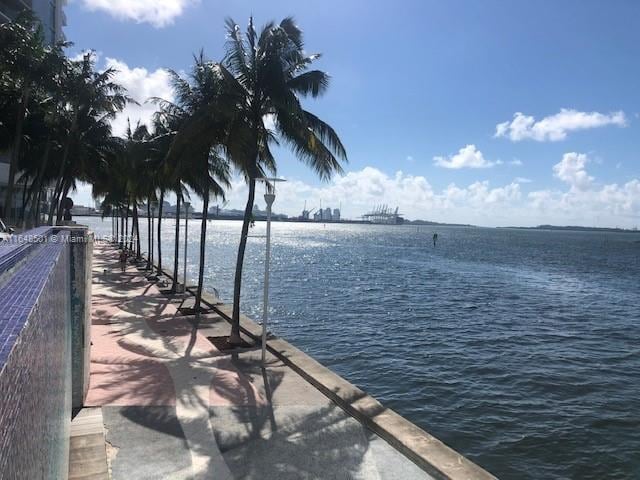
[0,227,89,479]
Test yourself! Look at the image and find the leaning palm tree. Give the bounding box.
[222,17,347,344]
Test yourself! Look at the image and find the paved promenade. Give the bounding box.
[87,244,433,479]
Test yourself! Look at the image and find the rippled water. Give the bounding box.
[84,217,640,479]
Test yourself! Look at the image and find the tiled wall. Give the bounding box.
[0,227,92,480]
[70,229,94,408]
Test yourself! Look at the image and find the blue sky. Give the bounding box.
[66,0,640,227]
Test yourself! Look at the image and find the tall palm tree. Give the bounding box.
[48,52,131,224]
[222,17,347,344]
[150,106,192,292]
[163,56,232,311]
[148,113,181,276]
[92,121,151,258]
[149,104,188,291]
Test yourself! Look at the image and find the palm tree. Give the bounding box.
[148,113,180,276]
[48,52,131,224]
[221,17,347,344]
[149,105,189,292]
[0,12,68,223]
[91,121,151,258]
[163,56,232,311]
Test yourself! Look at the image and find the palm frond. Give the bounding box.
[287,70,330,97]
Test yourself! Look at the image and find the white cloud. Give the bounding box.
[73,160,640,228]
[495,109,627,142]
[433,144,499,169]
[103,58,174,137]
[80,0,197,27]
[212,167,524,225]
[514,177,532,184]
[528,153,640,225]
[228,161,639,228]
[509,159,523,166]
[552,152,593,191]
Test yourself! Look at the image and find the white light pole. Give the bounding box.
[258,178,285,365]
[182,202,190,293]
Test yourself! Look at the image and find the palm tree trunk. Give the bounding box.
[49,114,77,225]
[56,179,72,223]
[18,177,28,224]
[124,200,130,248]
[3,86,30,223]
[47,185,59,225]
[195,192,209,312]
[147,202,152,269]
[49,176,66,225]
[230,176,256,344]
[27,138,51,228]
[120,208,125,248]
[128,201,135,251]
[157,190,164,273]
[133,204,141,259]
[171,194,181,292]
[34,188,43,227]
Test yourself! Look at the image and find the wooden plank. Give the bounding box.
[69,408,109,480]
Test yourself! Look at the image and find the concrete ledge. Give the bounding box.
[212,304,497,480]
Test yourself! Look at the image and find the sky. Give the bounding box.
[65,0,640,228]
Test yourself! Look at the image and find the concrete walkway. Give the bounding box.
[88,244,433,480]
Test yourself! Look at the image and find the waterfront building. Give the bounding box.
[311,206,341,222]
[0,0,67,43]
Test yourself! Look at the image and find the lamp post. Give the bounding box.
[181,202,190,293]
[258,178,285,365]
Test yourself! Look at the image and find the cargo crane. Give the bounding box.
[362,204,404,224]
[299,201,317,221]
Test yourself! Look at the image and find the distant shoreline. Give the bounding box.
[71,214,639,233]
[500,225,640,234]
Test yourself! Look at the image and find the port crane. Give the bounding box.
[300,201,317,220]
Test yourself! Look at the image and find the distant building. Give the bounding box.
[209,205,244,218]
[309,205,341,222]
[70,205,97,216]
[0,0,67,44]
